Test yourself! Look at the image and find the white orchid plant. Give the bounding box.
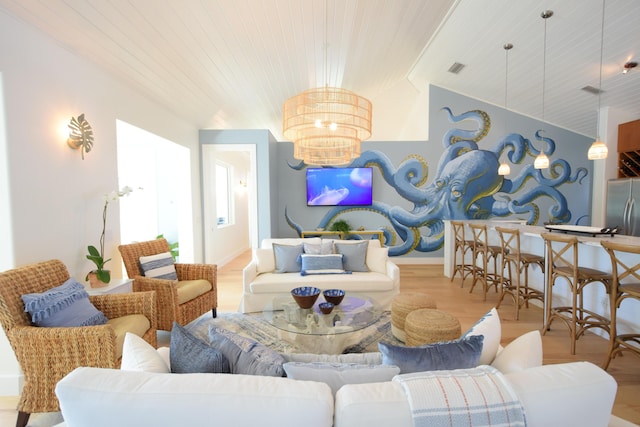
[85,186,134,284]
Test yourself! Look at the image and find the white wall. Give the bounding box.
[0,9,201,395]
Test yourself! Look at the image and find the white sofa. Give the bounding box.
[240,237,400,313]
[54,361,617,427]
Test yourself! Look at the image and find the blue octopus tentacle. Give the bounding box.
[284,206,304,236]
[491,133,529,164]
[441,107,491,146]
[287,159,306,170]
[351,150,431,201]
[435,142,479,178]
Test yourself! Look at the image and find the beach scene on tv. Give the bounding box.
[306,167,373,206]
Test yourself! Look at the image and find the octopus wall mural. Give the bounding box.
[285,107,589,256]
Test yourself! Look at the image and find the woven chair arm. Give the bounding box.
[90,291,157,330]
[8,324,118,368]
[175,263,217,284]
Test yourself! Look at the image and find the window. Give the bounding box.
[216,162,231,226]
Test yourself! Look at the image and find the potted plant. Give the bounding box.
[329,219,351,234]
[85,186,134,287]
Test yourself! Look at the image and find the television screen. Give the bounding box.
[306,167,373,206]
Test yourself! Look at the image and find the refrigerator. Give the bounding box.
[606,178,640,237]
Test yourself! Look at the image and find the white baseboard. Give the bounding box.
[0,374,22,396]
[216,247,249,268]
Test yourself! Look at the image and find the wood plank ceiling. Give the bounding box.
[0,0,638,141]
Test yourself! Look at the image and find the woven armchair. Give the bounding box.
[118,238,217,331]
[0,259,157,427]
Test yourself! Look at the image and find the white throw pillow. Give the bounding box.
[491,330,542,374]
[255,248,275,273]
[121,333,169,373]
[366,246,389,274]
[461,307,501,365]
[283,362,400,396]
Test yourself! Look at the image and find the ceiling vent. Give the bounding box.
[448,62,466,74]
[582,85,603,95]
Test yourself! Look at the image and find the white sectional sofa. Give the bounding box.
[54,361,617,427]
[240,237,400,313]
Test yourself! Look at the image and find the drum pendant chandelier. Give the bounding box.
[283,87,372,166]
[282,0,372,166]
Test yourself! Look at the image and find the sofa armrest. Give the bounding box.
[335,381,412,427]
[504,361,616,427]
[386,260,400,287]
[242,259,259,292]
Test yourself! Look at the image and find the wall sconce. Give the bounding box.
[67,113,94,159]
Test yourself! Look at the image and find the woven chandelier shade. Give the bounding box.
[283,86,372,166]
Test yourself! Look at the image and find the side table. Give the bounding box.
[84,278,133,295]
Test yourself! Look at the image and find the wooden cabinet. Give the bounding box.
[618,119,640,178]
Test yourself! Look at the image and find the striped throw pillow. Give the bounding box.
[139,252,178,280]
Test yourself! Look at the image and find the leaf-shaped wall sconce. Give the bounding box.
[67,113,94,159]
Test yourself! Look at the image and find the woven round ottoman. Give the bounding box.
[405,308,461,346]
[391,292,437,342]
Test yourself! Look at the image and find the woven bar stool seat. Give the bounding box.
[391,292,437,342]
[405,308,461,346]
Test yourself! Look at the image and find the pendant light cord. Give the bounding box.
[597,0,605,140]
[323,0,328,88]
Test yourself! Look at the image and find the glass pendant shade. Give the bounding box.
[498,162,511,176]
[588,139,608,160]
[534,153,550,169]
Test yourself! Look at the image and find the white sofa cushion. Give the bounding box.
[56,367,334,427]
[366,246,389,274]
[248,271,395,294]
[255,248,275,273]
[505,362,617,427]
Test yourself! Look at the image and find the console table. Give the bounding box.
[301,230,384,242]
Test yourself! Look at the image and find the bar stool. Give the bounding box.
[495,226,544,320]
[468,223,501,300]
[541,232,613,355]
[600,240,640,370]
[450,221,474,286]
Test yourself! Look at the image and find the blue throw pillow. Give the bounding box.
[378,335,484,374]
[335,241,369,272]
[300,254,348,275]
[170,322,230,374]
[208,326,285,377]
[273,244,304,273]
[21,278,108,327]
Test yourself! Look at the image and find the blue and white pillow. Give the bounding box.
[300,254,348,276]
[21,278,108,327]
[139,252,178,280]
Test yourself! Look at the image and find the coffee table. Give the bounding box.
[259,295,383,354]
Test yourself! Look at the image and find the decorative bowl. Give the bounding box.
[323,289,345,306]
[291,286,321,309]
[319,302,335,314]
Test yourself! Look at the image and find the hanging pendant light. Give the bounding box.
[535,10,552,170]
[588,0,609,160]
[498,43,513,176]
[283,0,372,166]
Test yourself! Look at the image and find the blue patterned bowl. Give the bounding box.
[291,286,321,309]
[323,289,345,306]
[319,302,335,314]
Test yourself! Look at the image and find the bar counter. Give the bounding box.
[443,220,640,339]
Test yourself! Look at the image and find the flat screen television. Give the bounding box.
[306,167,373,206]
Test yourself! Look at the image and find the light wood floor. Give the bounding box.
[2,250,639,426]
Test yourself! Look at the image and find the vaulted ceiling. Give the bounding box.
[1,0,639,141]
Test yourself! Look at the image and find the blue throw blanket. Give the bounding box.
[394,365,526,427]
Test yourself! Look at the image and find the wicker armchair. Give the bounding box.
[0,259,157,427]
[118,238,217,331]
